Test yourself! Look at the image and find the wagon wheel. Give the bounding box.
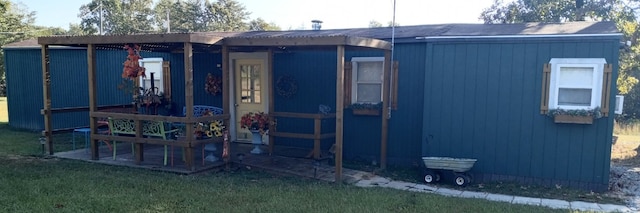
[454,174,470,187]
[423,170,437,183]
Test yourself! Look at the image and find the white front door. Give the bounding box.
[234,59,268,143]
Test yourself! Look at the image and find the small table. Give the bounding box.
[72,128,91,151]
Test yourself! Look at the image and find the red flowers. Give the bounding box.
[240,112,270,134]
[122,44,145,80]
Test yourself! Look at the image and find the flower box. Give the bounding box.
[553,114,593,124]
[352,108,380,116]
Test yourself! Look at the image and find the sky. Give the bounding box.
[16,0,502,30]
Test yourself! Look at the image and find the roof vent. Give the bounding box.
[311,20,323,30]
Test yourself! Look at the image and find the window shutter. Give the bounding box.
[540,63,551,114]
[344,62,352,108]
[600,63,612,117]
[162,61,171,101]
[391,61,399,110]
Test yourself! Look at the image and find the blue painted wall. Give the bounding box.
[421,37,620,190]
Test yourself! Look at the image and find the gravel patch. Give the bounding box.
[609,165,640,210]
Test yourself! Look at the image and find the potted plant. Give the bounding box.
[240,112,271,154]
[546,107,602,124]
[350,102,383,116]
[240,112,270,134]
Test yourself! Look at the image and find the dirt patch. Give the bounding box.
[609,134,640,209]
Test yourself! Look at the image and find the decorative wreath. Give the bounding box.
[205,73,222,95]
[276,75,298,98]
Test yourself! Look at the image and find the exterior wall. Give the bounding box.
[421,37,620,191]
[169,52,224,114]
[4,48,170,130]
[270,45,427,165]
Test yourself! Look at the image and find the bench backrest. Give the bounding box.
[108,118,175,139]
[182,105,223,117]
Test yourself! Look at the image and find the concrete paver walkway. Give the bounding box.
[341,170,635,212]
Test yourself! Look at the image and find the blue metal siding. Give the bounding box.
[4,48,171,130]
[5,49,43,130]
[422,38,619,189]
[270,47,426,165]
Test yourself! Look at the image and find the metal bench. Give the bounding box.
[107,118,178,165]
[183,105,223,117]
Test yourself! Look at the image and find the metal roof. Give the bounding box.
[4,21,619,50]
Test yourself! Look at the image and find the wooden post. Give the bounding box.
[40,45,53,155]
[335,45,345,183]
[314,118,321,159]
[380,50,391,169]
[87,44,99,160]
[268,48,275,156]
[221,45,230,170]
[183,42,195,170]
[134,119,144,163]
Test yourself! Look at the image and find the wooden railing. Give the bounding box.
[89,111,229,169]
[39,104,133,133]
[268,112,336,159]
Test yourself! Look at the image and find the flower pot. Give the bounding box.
[553,114,593,124]
[250,130,264,154]
[352,108,380,116]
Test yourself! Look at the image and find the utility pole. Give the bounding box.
[166,9,170,33]
[99,0,103,35]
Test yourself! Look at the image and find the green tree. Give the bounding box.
[248,18,280,31]
[369,20,383,28]
[0,0,36,96]
[481,0,640,120]
[78,0,155,35]
[66,23,87,36]
[204,0,250,31]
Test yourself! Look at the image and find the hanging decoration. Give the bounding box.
[122,44,145,80]
[276,74,298,98]
[205,73,222,95]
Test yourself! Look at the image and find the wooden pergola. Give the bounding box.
[38,32,392,182]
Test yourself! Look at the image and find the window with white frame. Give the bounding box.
[139,58,164,94]
[548,58,606,110]
[351,57,384,103]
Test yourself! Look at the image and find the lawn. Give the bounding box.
[0,124,565,212]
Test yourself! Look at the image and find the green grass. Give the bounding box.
[0,125,567,212]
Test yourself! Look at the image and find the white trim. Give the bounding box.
[416,33,622,40]
[351,57,385,104]
[138,58,165,94]
[548,58,606,110]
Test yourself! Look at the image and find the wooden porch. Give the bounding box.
[38,32,392,181]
